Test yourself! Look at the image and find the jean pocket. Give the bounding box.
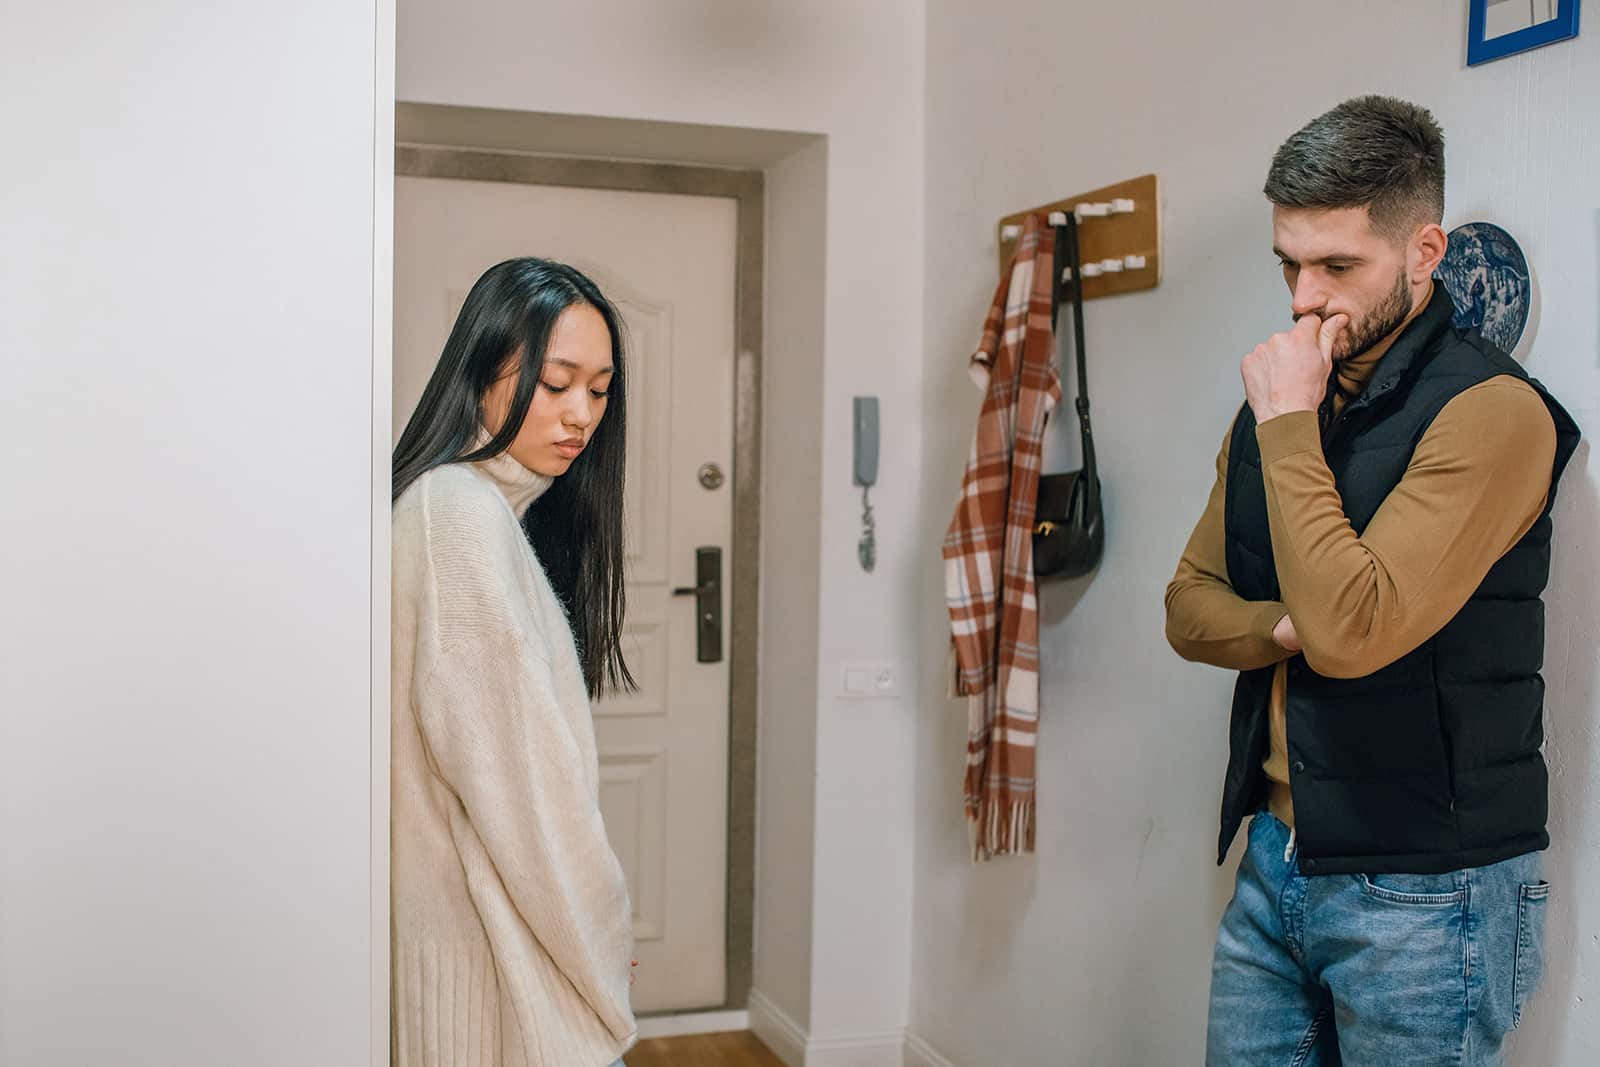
[1512,881,1549,1029]
[1354,872,1465,906]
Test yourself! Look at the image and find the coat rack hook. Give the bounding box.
[995,174,1161,300]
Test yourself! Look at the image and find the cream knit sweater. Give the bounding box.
[391,448,636,1067]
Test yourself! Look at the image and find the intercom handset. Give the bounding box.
[853,397,879,487]
[853,397,879,572]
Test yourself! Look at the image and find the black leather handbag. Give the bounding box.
[1033,215,1105,580]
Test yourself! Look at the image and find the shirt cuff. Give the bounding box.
[1255,410,1321,464]
[1252,600,1290,646]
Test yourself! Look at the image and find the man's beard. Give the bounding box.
[1331,271,1414,361]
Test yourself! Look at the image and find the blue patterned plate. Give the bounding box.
[1436,221,1531,356]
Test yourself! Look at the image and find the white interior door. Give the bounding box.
[395,174,736,1012]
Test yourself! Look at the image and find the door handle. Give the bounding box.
[671,546,723,664]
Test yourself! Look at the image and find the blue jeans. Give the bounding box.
[1207,812,1549,1066]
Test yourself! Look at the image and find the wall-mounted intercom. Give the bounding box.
[854,397,879,572]
[853,396,879,488]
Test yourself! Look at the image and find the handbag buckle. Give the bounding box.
[1034,521,1058,536]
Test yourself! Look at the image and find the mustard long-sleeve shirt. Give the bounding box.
[1166,341,1556,827]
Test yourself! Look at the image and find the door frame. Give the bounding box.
[393,144,765,1012]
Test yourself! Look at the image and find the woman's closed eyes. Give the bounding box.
[540,379,610,399]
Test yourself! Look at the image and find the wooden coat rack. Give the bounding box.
[996,174,1162,300]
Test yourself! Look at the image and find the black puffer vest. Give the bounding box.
[1219,288,1580,875]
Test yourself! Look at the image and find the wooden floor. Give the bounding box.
[625,1030,786,1067]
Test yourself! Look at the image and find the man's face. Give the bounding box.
[1272,205,1415,361]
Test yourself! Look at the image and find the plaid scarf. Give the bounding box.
[943,213,1062,860]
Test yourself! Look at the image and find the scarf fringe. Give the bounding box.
[967,795,1036,862]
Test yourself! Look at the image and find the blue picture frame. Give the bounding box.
[1469,0,1582,65]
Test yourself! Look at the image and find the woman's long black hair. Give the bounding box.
[393,257,634,698]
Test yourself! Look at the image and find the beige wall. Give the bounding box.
[758,135,829,1027]
[915,2,1600,1065]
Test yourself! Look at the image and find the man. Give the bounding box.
[1165,96,1581,1065]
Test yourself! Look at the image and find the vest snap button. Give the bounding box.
[1293,761,1306,774]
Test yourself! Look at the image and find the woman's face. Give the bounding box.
[482,303,614,477]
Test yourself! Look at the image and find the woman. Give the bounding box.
[391,258,636,1067]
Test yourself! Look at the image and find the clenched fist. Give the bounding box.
[1241,313,1349,424]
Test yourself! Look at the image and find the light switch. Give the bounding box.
[840,661,901,700]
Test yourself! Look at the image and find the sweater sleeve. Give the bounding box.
[1255,376,1556,679]
[1165,419,1293,670]
[414,629,635,1045]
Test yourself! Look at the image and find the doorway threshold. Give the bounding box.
[636,1009,751,1040]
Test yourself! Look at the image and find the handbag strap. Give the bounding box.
[1049,217,1098,486]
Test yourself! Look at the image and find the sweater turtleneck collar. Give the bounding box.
[469,429,554,518]
[1332,281,1436,407]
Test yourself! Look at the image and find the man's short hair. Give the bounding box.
[1264,95,1445,240]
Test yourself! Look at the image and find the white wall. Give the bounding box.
[914,2,1599,1065]
[0,3,390,1066]
[397,1,927,1057]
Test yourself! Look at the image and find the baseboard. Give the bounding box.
[636,1009,750,1040]
[903,1032,961,1067]
[749,989,808,1067]
[747,988,909,1067]
[805,1028,906,1067]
